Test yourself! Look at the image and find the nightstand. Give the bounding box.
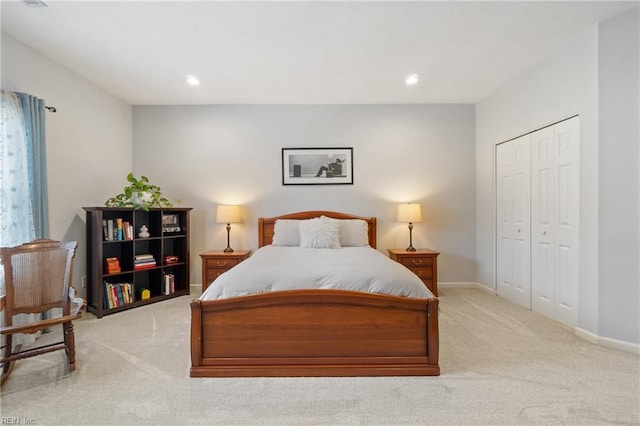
[387,248,439,296]
[200,250,251,292]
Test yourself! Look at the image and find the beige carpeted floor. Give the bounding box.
[1,288,638,425]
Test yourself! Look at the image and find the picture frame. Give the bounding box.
[162,213,181,233]
[282,147,353,185]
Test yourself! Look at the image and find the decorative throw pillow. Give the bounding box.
[272,219,300,246]
[299,217,341,249]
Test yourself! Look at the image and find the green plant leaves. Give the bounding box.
[104,173,175,210]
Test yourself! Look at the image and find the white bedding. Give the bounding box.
[200,245,433,300]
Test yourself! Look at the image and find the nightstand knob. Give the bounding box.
[412,259,423,265]
[216,261,228,267]
[415,271,422,277]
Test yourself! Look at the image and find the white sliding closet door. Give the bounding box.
[496,135,531,308]
[531,117,580,328]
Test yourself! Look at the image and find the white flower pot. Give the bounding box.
[130,191,153,207]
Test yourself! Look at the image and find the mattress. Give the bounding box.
[200,245,433,300]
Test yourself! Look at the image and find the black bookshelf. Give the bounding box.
[83,207,192,318]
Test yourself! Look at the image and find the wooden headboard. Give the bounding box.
[258,211,377,249]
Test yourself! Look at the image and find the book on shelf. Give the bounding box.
[115,283,124,305]
[116,218,123,240]
[102,218,133,241]
[164,273,175,295]
[134,253,156,270]
[134,257,157,270]
[135,253,154,261]
[123,221,133,240]
[109,285,117,307]
[134,263,156,270]
[103,282,134,309]
[106,220,114,241]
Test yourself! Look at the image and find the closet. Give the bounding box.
[496,116,579,328]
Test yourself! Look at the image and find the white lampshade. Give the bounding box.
[397,203,422,223]
[216,205,241,224]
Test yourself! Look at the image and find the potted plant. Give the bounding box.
[105,173,174,211]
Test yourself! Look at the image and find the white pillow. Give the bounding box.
[272,219,300,246]
[321,216,369,247]
[338,219,369,246]
[299,217,341,249]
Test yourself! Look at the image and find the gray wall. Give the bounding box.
[1,33,133,299]
[476,24,600,332]
[132,105,477,285]
[598,8,640,345]
[476,6,639,345]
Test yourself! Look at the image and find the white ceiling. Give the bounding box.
[1,1,637,105]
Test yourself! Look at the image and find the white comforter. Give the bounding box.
[200,245,433,300]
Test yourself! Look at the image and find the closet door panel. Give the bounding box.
[512,135,531,308]
[531,126,555,317]
[553,117,579,328]
[496,142,514,299]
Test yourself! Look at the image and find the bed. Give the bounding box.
[190,211,440,377]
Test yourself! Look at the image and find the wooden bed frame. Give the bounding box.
[190,211,440,377]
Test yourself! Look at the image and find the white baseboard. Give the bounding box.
[439,282,496,294]
[575,327,640,355]
[574,327,599,344]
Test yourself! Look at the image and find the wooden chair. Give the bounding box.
[0,239,86,385]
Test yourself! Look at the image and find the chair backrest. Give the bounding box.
[1,239,78,323]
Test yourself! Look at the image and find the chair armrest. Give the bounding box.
[1,314,82,335]
[0,294,4,311]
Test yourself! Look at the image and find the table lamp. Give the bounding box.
[216,205,241,253]
[398,203,422,252]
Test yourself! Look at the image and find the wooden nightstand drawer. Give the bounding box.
[387,248,439,296]
[409,266,434,280]
[398,257,433,268]
[206,258,240,269]
[200,250,251,292]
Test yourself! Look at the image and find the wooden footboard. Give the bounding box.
[190,290,439,377]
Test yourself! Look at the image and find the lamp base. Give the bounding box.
[406,222,416,252]
[224,223,234,253]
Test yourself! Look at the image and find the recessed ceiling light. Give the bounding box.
[185,75,200,86]
[405,74,419,85]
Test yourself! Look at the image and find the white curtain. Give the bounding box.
[0,91,38,346]
[0,92,36,244]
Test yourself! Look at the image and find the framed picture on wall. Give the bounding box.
[282,147,353,185]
